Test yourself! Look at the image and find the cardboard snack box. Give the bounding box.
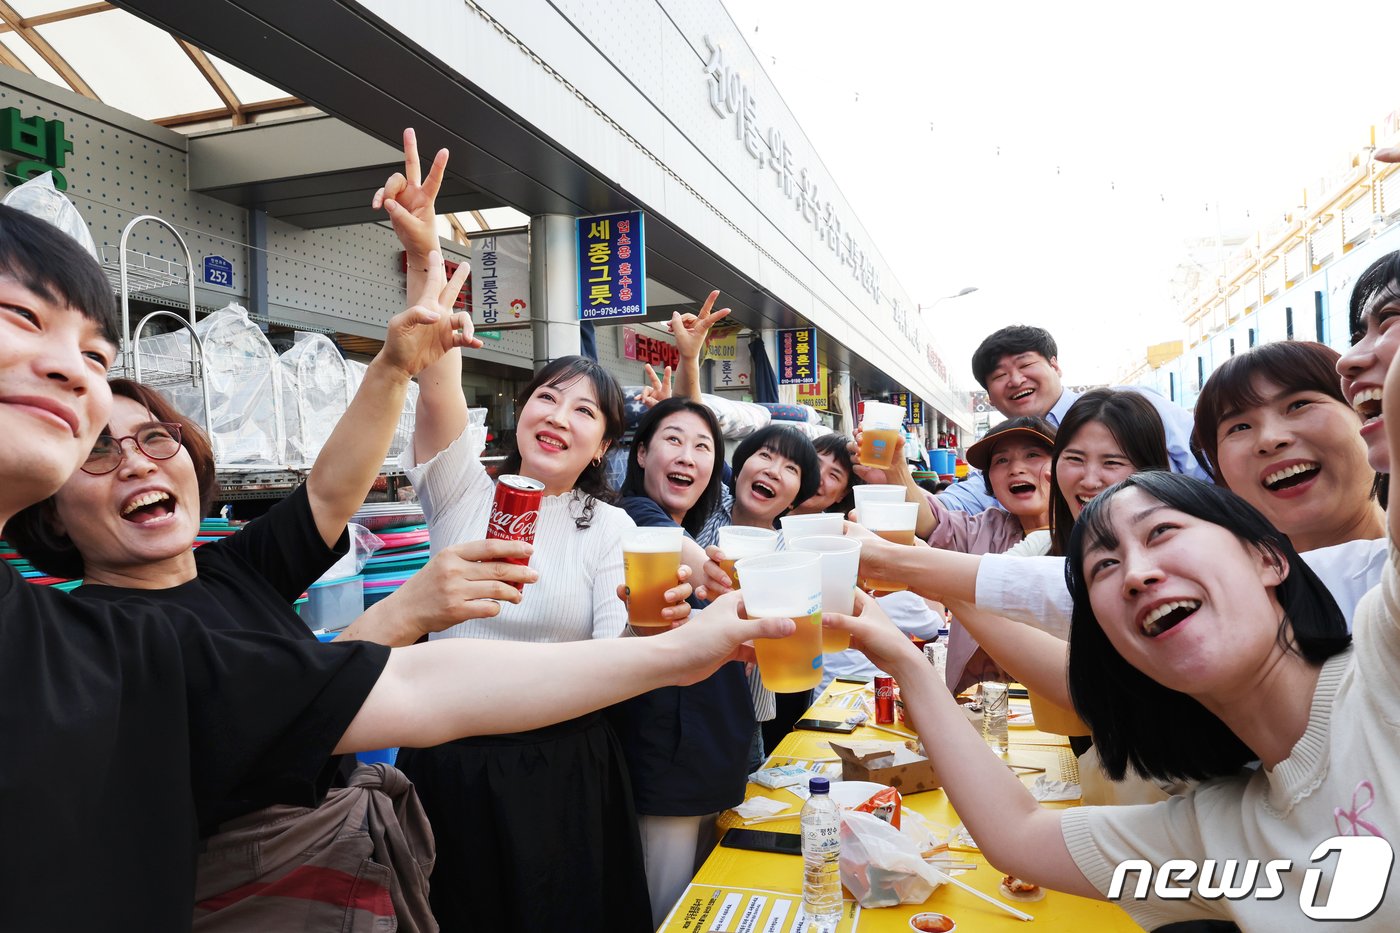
[830,740,942,794]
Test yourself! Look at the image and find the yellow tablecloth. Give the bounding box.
[660,682,1143,932]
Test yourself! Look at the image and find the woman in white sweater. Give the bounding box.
[376,131,663,931]
[831,454,1396,929]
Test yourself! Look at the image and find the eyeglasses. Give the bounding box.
[81,422,184,475]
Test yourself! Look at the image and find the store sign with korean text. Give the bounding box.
[578,211,646,321]
[703,39,879,307]
[715,337,753,391]
[795,364,829,409]
[890,392,911,424]
[910,397,925,424]
[777,327,818,385]
[704,325,741,362]
[0,109,73,190]
[471,233,530,329]
[621,325,680,371]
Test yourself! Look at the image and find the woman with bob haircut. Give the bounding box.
[726,423,821,528]
[827,456,1395,929]
[611,396,757,927]
[1193,340,1382,553]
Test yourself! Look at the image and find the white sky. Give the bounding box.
[723,0,1400,388]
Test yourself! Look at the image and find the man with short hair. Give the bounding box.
[940,324,1207,513]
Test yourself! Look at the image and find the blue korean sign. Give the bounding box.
[777,327,818,385]
[577,211,646,321]
[203,255,233,288]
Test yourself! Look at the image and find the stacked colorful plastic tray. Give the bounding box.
[361,523,431,609]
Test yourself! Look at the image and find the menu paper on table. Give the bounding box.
[659,884,860,932]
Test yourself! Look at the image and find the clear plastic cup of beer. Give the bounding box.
[858,401,907,469]
[787,535,861,651]
[779,511,844,543]
[851,483,906,523]
[715,525,778,587]
[622,527,684,636]
[857,500,919,593]
[734,552,824,692]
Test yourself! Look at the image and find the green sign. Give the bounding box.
[478,330,502,341]
[0,109,73,190]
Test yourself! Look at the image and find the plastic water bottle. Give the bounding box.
[924,627,949,687]
[801,776,842,930]
[982,680,1009,756]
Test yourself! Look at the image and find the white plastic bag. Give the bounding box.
[839,810,944,908]
[319,523,384,582]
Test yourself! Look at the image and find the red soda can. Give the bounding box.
[486,474,544,589]
[874,675,895,724]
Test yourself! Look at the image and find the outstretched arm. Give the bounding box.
[826,592,1100,899]
[306,251,475,546]
[336,591,794,751]
[371,128,470,465]
[848,519,982,603]
[668,290,731,402]
[944,598,1073,709]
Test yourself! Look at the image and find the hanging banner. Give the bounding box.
[577,211,646,321]
[890,391,911,421]
[470,232,531,329]
[777,326,818,385]
[704,325,741,361]
[795,363,829,409]
[910,397,924,425]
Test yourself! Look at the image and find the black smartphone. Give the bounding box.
[720,828,803,856]
[1008,686,1030,699]
[794,717,858,734]
[833,676,869,684]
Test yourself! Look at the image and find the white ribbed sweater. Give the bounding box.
[400,425,634,643]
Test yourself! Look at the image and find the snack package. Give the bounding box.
[854,786,902,829]
[838,810,944,908]
[749,765,820,790]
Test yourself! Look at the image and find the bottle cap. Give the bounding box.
[809,777,830,794]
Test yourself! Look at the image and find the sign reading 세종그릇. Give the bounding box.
[577,211,646,321]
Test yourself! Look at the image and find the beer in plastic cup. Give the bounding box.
[623,527,684,635]
[715,525,778,587]
[850,484,906,522]
[735,552,824,692]
[858,401,906,469]
[779,512,844,542]
[787,535,861,651]
[857,500,918,593]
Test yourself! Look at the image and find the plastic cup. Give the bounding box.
[715,525,779,586]
[859,402,906,469]
[734,552,824,692]
[858,500,918,593]
[622,527,683,635]
[787,535,861,651]
[851,484,906,522]
[779,512,844,542]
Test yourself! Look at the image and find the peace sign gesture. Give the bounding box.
[640,363,674,410]
[372,127,448,259]
[668,289,732,360]
[380,249,480,380]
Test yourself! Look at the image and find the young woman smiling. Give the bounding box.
[830,458,1393,930]
[612,398,758,927]
[1194,341,1383,554]
[377,132,673,931]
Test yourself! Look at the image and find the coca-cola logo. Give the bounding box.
[875,685,894,699]
[488,508,539,539]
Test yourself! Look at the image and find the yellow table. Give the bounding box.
[659,682,1142,932]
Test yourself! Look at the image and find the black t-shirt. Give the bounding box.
[608,495,755,815]
[0,563,388,933]
[77,484,354,825]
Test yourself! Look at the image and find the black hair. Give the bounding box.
[1191,341,1360,486]
[806,433,861,514]
[971,325,1058,389]
[1348,250,1400,345]
[973,416,1056,496]
[1347,251,1400,509]
[501,356,625,529]
[1049,390,1168,556]
[1065,471,1350,783]
[0,204,118,346]
[620,397,725,538]
[730,424,820,524]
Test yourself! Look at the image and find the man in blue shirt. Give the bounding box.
[939,324,1209,513]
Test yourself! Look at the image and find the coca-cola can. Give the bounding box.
[874,674,895,724]
[487,474,544,589]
